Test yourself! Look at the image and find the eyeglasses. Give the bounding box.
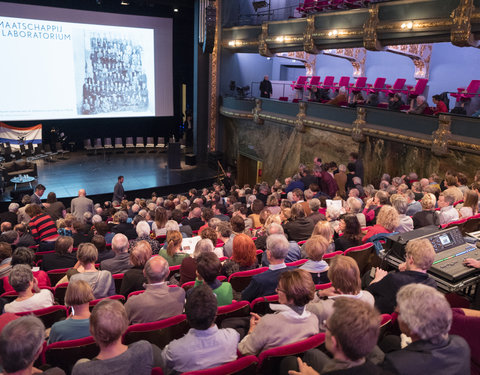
[275,287,286,294]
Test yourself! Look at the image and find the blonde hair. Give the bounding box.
[264,214,282,227]
[312,221,333,242]
[328,255,361,294]
[65,280,94,306]
[304,235,329,261]
[421,193,437,210]
[405,238,435,270]
[376,205,399,231]
[166,230,182,257]
[77,243,98,264]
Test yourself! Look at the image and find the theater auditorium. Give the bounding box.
[0,0,479,374]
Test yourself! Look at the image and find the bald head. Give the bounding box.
[78,189,86,197]
[192,207,202,218]
[111,233,129,254]
[144,256,169,283]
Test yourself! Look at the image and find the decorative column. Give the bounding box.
[208,0,220,151]
[386,44,433,79]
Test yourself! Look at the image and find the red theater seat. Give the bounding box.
[383,78,406,96]
[291,76,309,91]
[402,78,428,98]
[16,305,68,329]
[228,267,268,293]
[451,79,480,102]
[365,77,386,94]
[344,242,375,276]
[350,77,367,94]
[181,355,259,375]
[320,76,335,89]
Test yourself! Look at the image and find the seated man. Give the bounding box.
[241,234,291,302]
[72,299,162,375]
[260,223,301,266]
[0,316,65,375]
[367,238,437,314]
[407,95,428,115]
[437,192,459,225]
[193,252,233,307]
[161,285,240,373]
[4,264,54,313]
[41,236,77,271]
[382,284,470,375]
[124,256,185,324]
[286,298,384,375]
[100,233,132,274]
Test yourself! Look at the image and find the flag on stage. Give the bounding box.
[0,123,42,145]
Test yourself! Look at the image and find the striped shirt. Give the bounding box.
[29,213,59,242]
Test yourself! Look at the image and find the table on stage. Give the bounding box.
[10,175,36,191]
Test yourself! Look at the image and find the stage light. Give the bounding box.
[328,30,338,37]
[120,1,129,5]
[266,57,271,60]
[292,59,296,63]
[275,36,284,42]
[173,8,179,12]
[401,21,413,29]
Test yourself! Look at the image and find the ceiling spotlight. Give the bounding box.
[173,8,179,12]
[401,21,413,29]
[120,1,129,5]
[292,59,296,63]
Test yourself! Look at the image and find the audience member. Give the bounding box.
[459,189,478,218]
[26,204,59,250]
[179,238,214,284]
[388,93,404,111]
[367,238,436,313]
[222,233,258,277]
[238,269,319,355]
[111,210,136,239]
[44,192,66,221]
[151,207,168,236]
[0,203,18,226]
[391,195,414,233]
[0,242,12,279]
[194,252,233,306]
[158,230,189,266]
[129,220,161,254]
[0,316,65,375]
[70,189,94,222]
[3,247,50,292]
[284,203,315,242]
[14,223,36,247]
[412,193,439,229]
[119,240,152,297]
[299,236,330,284]
[334,214,362,251]
[72,299,162,375]
[362,205,399,243]
[41,236,77,271]
[30,184,45,205]
[48,280,93,343]
[437,192,459,225]
[407,95,428,115]
[161,285,239,373]
[101,233,132,274]
[125,255,185,324]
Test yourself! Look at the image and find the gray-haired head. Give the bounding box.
[8,203,19,213]
[0,316,45,373]
[8,264,33,293]
[144,256,170,283]
[136,220,151,238]
[164,220,180,233]
[266,222,284,236]
[266,234,289,260]
[193,238,214,258]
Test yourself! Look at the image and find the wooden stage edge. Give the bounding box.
[0,151,219,210]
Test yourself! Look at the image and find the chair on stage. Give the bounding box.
[365,77,386,95]
[135,137,146,153]
[156,137,166,151]
[104,138,114,153]
[93,138,104,155]
[55,142,69,159]
[114,137,124,153]
[125,137,135,153]
[145,137,156,153]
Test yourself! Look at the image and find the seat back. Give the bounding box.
[44,336,99,374]
[285,259,308,267]
[16,305,68,329]
[215,300,251,326]
[54,282,69,305]
[146,137,154,145]
[128,290,145,299]
[181,281,196,292]
[94,138,102,147]
[113,273,124,294]
[83,139,92,148]
[114,137,123,147]
[104,138,112,146]
[338,76,350,88]
[307,76,321,88]
[122,314,190,349]
[460,217,480,235]
[135,137,145,147]
[168,265,181,280]
[372,77,386,89]
[353,77,367,88]
[228,267,268,293]
[181,355,259,375]
[344,242,374,276]
[46,268,70,286]
[126,137,134,146]
[412,78,428,95]
[250,295,279,315]
[315,282,332,290]
[323,251,343,265]
[449,308,480,373]
[89,295,126,311]
[466,80,480,94]
[257,333,326,374]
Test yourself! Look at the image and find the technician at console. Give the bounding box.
[367,238,437,314]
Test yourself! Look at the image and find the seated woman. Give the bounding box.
[129,221,161,255]
[222,234,258,278]
[179,239,215,285]
[158,230,189,266]
[41,236,77,271]
[69,243,115,299]
[194,252,233,307]
[284,203,315,243]
[299,236,330,284]
[3,247,51,293]
[238,269,319,355]
[459,190,478,218]
[119,241,152,297]
[151,207,168,237]
[303,221,335,255]
[412,193,439,229]
[71,299,162,375]
[4,264,54,313]
[0,242,12,279]
[362,206,399,243]
[306,255,374,330]
[48,280,93,343]
[254,214,282,251]
[334,214,363,251]
[248,199,264,229]
[266,194,281,215]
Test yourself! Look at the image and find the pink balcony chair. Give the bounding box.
[383,78,406,96]
[402,78,428,98]
[306,76,321,90]
[350,77,367,94]
[335,76,350,90]
[451,79,480,102]
[320,76,335,89]
[181,355,259,375]
[122,314,190,349]
[365,77,386,94]
[297,0,317,13]
[290,76,309,91]
[314,0,330,11]
[328,0,344,10]
[257,333,326,374]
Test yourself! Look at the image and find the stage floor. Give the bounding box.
[1,151,218,202]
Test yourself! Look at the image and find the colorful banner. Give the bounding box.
[0,122,42,144]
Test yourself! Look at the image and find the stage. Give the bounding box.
[0,151,218,206]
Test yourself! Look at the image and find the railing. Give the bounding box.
[225,5,300,27]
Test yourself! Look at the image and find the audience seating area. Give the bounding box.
[296,0,375,15]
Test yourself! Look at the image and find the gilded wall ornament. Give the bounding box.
[252,99,264,125]
[431,114,452,156]
[323,48,366,77]
[386,44,433,79]
[352,107,367,142]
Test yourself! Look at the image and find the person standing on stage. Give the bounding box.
[259,75,273,99]
[113,176,125,203]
